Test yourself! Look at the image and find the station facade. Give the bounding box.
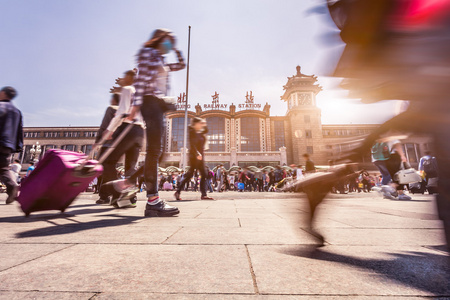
[20,66,432,170]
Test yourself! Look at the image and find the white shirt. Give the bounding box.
[107,86,144,133]
[10,163,21,174]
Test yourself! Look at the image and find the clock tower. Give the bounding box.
[281,66,326,165]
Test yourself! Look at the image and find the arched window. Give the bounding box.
[240,117,260,151]
[205,117,225,152]
[273,121,285,150]
[171,117,189,152]
[42,145,57,157]
[81,145,93,154]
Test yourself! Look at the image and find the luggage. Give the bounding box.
[409,181,425,194]
[427,177,439,194]
[394,162,422,185]
[17,120,135,216]
[17,150,102,216]
[163,181,173,191]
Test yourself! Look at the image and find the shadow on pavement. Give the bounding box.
[15,214,142,238]
[0,207,117,223]
[282,246,450,295]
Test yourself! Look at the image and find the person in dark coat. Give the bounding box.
[0,86,23,204]
[174,117,213,200]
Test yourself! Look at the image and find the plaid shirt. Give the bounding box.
[133,47,185,106]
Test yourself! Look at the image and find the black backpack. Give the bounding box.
[423,157,438,178]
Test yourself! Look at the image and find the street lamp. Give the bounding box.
[30,142,42,162]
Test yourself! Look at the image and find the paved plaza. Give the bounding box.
[0,190,448,299]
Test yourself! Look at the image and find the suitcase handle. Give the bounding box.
[78,118,137,173]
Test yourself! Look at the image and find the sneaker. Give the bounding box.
[383,192,397,200]
[381,185,396,195]
[104,179,135,194]
[201,196,214,200]
[112,188,139,208]
[398,193,412,200]
[144,200,179,217]
[5,186,18,204]
[96,198,110,205]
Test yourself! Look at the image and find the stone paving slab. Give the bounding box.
[0,244,255,294]
[248,245,450,296]
[0,191,448,298]
[7,223,181,244]
[0,243,73,271]
[0,291,96,300]
[164,226,314,245]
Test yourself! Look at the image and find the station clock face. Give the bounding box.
[298,93,312,105]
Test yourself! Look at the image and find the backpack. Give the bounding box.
[422,156,438,178]
[371,142,390,161]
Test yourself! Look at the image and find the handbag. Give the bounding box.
[394,162,422,184]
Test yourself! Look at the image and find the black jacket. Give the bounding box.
[188,126,208,161]
[0,100,23,152]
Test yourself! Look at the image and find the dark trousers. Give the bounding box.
[177,158,207,197]
[128,96,164,198]
[0,147,17,196]
[99,123,143,199]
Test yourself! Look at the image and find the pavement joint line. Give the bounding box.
[272,212,284,219]
[1,291,448,297]
[244,244,259,295]
[0,243,76,273]
[161,227,183,244]
[238,218,242,227]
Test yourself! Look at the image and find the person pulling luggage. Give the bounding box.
[97,70,144,206]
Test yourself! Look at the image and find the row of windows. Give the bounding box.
[19,144,93,164]
[323,129,373,136]
[24,131,98,138]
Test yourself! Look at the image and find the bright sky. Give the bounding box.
[1,0,397,127]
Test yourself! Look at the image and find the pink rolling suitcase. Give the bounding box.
[17,120,135,216]
[17,150,102,216]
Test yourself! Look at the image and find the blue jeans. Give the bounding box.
[374,160,392,185]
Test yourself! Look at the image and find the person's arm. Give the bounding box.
[167,49,185,71]
[392,142,407,162]
[418,157,425,171]
[105,87,133,139]
[128,48,160,121]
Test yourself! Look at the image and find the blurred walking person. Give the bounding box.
[97,70,144,206]
[0,87,23,204]
[174,118,214,201]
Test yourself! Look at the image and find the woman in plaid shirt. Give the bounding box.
[113,29,185,217]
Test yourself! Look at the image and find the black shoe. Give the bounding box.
[96,198,110,205]
[144,200,179,217]
[5,186,18,204]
